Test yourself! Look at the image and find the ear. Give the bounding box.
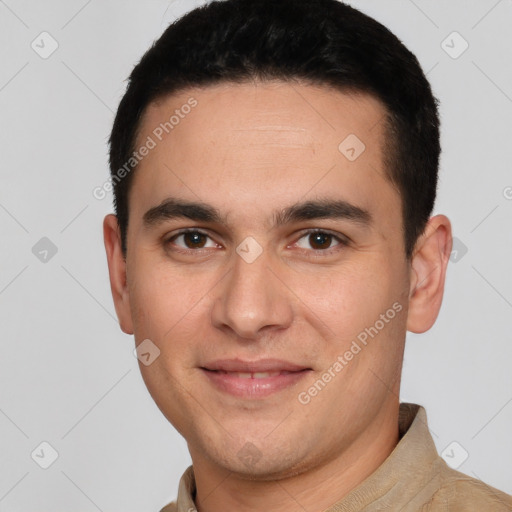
[407,214,452,334]
[103,214,134,334]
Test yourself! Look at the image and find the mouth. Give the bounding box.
[204,369,300,379]
[200,359,312,398]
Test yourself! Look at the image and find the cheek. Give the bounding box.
[127,260,215,355]
[127,261,181,341]
[290,262,396,339]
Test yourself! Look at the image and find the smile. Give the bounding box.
[201,365,312,398]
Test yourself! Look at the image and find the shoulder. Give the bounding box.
[427,463,512,511]
[158,500,177,512]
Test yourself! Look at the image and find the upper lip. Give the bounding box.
[201,358,311,372]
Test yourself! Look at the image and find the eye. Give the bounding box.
[164,228,349,256]
[166,229,218,251]
[294,229,348,253]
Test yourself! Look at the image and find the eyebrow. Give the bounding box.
[143,197,372,229]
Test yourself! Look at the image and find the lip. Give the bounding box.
[200,358,312,399]
[202,358,310,373]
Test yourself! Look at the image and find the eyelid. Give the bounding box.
[293,228,350,245]
[290,228,350,255]
[165,228,219,251]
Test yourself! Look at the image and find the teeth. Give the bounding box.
[253,371,280,378]
[231,371,281,379]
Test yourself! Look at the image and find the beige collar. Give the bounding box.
[171,403,445,512]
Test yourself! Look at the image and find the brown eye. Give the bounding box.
[182,231,208,248]
[168,230,216,250]
[295,230,345,252]
[308,232,333,250]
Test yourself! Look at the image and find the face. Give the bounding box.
[110,81,416,479]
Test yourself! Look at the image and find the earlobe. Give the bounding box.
[103,214,134,334]
[406,215,452,334]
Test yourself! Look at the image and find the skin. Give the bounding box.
[104,81,452,512]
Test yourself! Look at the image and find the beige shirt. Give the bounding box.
[160,403,512,511]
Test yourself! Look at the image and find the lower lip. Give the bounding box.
[201,369,311,398]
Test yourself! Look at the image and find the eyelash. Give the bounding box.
[164,228,349,257]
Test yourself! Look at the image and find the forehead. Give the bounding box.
[129,81,399,233]
[138,80,386,151]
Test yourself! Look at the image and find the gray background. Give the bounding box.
[1,0,511,510]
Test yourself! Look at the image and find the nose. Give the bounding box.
[210,243,294,340]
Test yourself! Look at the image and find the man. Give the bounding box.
[103,0,512,510]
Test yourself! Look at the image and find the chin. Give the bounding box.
[201,440,312,482]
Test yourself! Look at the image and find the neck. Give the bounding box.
[190,404,400,512]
